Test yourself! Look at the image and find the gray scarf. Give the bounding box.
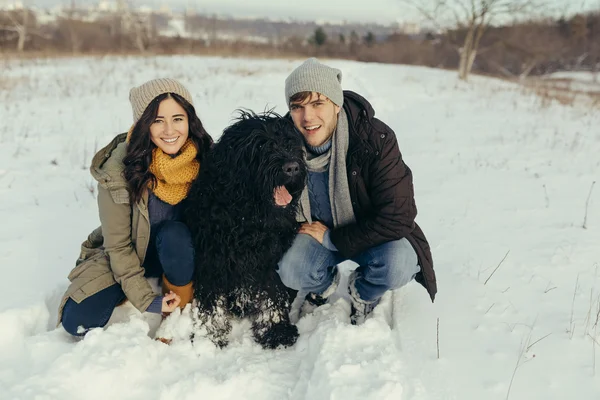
[297,108,356,228]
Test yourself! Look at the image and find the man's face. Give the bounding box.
[289,92,341,147]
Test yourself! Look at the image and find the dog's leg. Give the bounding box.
[251,287,299,349]
[193,295,232,348]
[227,289,254,318]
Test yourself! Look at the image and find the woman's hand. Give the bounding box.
[161,291,181,313]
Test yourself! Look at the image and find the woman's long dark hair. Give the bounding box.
[123,92,213,205]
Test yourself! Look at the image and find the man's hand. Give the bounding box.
[299,221,329,244]
[161,291,181,313]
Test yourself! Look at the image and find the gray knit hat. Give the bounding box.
[129,78,193,123]
[285,58,343,107]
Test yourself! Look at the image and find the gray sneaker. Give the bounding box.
[349,297,380,325]
[304,291,328,307]
[348,270,380,325]
[299,292,327,317]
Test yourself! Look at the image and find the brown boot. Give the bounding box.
[155,275,194,345]
[161,274,194,308]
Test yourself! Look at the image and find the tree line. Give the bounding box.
[0,7,598,81]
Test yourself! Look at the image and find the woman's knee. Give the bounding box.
[60,285,125,337]
[155,221,195,285]
[61,298,112,337]
[155,221,192,247]
[61,299,86,336]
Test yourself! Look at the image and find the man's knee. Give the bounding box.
[384,238,420,287]
[277,263,302,290]
[277,234,332,290]
[360,238,419,287]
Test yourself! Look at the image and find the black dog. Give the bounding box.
[185,111,306,349]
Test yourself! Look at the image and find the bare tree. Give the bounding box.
[117,0,156,53]
[402,0,545,80]
[62,0,83,54]
[0,2,34,52]
[131,14,154,53]
[209,13,217,46]
[501,20,570,80]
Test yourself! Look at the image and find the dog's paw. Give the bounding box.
[210,335,230,348]
[200,322,232,349]
[254,321,299,349]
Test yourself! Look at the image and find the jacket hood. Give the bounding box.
[90,132,128,187]
[342,90,375,123]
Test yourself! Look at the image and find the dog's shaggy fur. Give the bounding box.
[184,111,307,349]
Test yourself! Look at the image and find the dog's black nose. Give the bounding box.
[282,161,300,177]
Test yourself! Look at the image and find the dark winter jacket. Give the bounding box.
[329,91,437,301]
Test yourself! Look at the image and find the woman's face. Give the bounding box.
[149,97,189,155]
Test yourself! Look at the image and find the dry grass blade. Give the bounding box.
[485,250,510,285]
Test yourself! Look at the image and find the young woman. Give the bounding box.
[58,78,213,337]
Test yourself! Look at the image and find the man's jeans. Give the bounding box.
[277,234,420,302]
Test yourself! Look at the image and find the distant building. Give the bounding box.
[1,1,24,10]
[97,1,119,12]
[402,22,421,35]
[392,21,421,35]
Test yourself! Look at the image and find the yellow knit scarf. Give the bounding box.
[149,139,200,205]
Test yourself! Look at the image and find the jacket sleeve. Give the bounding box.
[97,184,156,312]
[330,121,417,258]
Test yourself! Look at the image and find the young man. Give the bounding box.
[277,58,436,325]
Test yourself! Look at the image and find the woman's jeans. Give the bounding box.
[61,221,195,336]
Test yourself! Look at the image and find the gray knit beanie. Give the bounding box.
[285,58,343,107]
[129,78,193,123]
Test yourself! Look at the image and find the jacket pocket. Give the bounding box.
[70,272,117,303]
[76,227,104,265]
[65,254,116,303]
[109,187,130,204]
[68,251,108,281]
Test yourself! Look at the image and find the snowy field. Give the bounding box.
[0,55,599,400]
[540,71,600,94]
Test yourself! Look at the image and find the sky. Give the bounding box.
[23,0,600,24]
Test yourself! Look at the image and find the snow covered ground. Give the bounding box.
[541,71,600,94]
[0,55,599,399]
[546,71,598,83]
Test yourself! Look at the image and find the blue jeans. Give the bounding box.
[277,234,420,302]
[61,221,195,336]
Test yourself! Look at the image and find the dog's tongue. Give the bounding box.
[274,185,292,206]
